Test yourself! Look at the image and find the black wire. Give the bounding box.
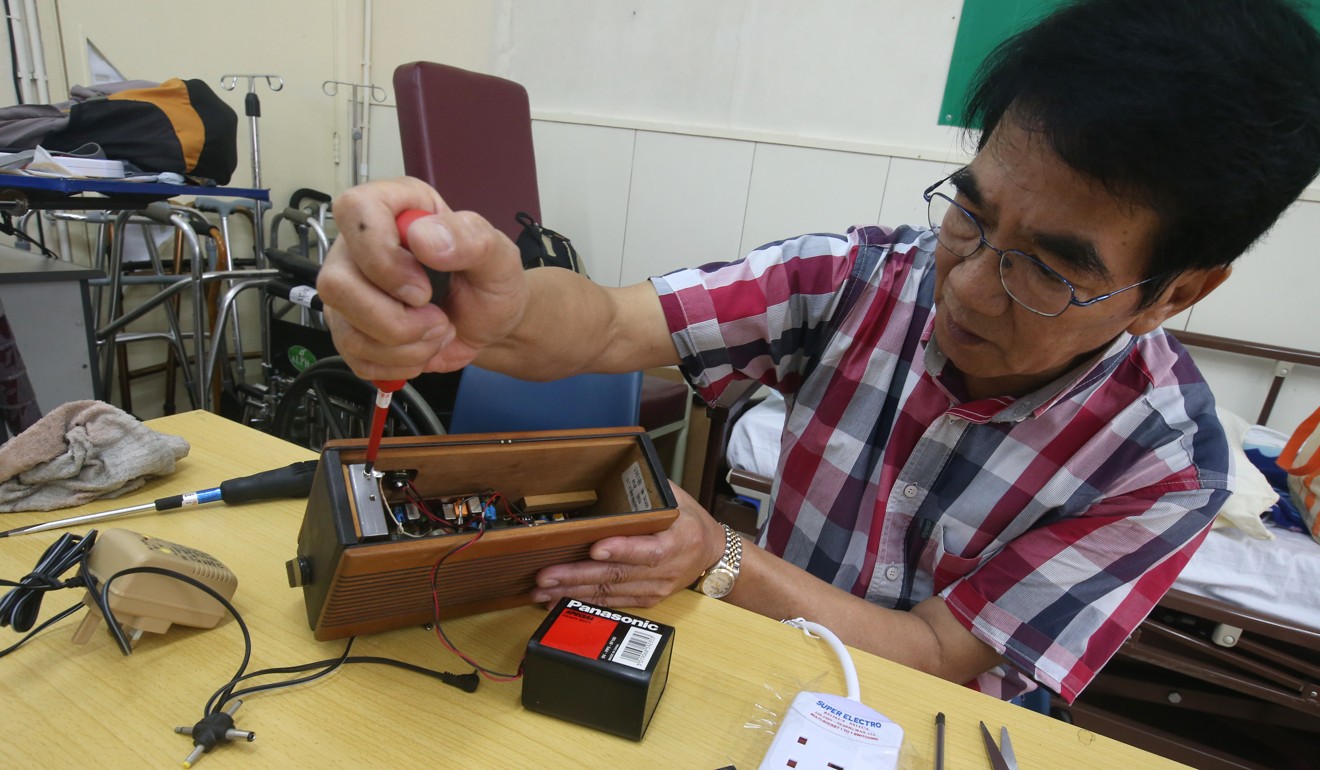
[98,568,480,716]
[429,519,525,681]
[99,565,253,670]
[0,531,96,632]
[0,213,59,259]
[206,637,354,714]
[211,642,483,704]
[337,655,479,689]
[0,601,82,658]
[3,533,480,724]
[3,1,22,107]
[431,613,525,681]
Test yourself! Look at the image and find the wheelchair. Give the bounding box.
[217,191,457,451]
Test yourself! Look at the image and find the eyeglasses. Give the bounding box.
[923,175,1161,317]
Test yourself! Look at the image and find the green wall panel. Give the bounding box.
[939,0,1320,128]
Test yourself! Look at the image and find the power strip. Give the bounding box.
[758,690,903,770]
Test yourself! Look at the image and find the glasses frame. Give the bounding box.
[922,175,1162,317]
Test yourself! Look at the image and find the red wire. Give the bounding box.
[405,480,445,524]
[485,492,529,525]
[428,524,524,681]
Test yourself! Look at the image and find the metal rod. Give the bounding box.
[0,502,157,538]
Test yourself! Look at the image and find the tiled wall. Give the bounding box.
[531,118,1319,433]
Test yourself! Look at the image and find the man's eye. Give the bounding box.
[1029,255,1056,279]
[946,209,980,234]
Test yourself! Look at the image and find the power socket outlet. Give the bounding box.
[757,690,904,770]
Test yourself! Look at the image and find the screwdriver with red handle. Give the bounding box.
[362,210,449,476]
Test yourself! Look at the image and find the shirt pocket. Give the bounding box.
[928,522,986,593]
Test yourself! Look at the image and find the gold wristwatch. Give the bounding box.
[694,524,743,599]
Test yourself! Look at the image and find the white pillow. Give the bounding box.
[1212,408,1277,540]
[727,390,785,478]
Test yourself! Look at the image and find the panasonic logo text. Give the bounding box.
[566,600,661,631]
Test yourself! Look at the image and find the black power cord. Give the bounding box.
[0,212,60,259]
[1,529,481,766]
[0,601,82,658]
[93,567,479,766]
[0,531,96,639]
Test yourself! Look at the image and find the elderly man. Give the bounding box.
[316,0,1320,702]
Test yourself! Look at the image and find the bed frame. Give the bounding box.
[696,329,1320,770]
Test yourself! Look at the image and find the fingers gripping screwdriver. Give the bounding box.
[362,210,448,477]
[0,460,320,538]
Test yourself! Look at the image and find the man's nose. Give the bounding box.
[948,244,1012,315]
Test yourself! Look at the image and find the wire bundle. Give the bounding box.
[1,528,481,721]
[0,532,96,654]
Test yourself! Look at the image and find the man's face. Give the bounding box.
[932,119,1168,400]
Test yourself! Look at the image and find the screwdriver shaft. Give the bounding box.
[0,501,158,537]
[363,386,399,476]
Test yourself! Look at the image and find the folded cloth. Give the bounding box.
[0,400,189,512]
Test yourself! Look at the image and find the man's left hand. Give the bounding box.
[531,484,726,608]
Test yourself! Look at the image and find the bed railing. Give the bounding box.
[1170,329,1320,425]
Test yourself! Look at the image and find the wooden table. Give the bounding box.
[0,411,1190,769]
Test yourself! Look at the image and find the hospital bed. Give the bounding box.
[697,329,1320,770]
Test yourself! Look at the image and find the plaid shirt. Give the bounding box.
[651,225,1231,702]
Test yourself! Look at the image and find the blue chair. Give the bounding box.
[446,366,643,433]
[1011,687,1053,716]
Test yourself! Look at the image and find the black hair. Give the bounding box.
[965,0,1320,305]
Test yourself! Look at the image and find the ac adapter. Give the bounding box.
[72,528,238,648]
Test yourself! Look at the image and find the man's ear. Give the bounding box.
[1127,266,1231,336]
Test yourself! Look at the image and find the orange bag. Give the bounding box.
[1279,406,1320,544]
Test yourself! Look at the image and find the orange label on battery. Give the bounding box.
[539,608,617,660]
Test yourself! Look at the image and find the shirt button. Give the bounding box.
[885,566,900,580]
[902,484,919,498]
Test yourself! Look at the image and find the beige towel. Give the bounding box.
[0,400,190,512]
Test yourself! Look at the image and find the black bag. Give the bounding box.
[44,78,239,184]
[515,211,587,276]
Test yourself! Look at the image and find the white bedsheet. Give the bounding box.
[726,390,785,481]
[724,394,1320,633]
[1176,524,1320,633]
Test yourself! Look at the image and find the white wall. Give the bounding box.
[526,116,1318,433]
[49,0,501,207]
[5,0,1317,432]
[500,0,968,158]
[494,0,1318,433]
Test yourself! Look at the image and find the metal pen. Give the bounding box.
[935,712,945,770]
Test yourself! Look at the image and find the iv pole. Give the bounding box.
[321,80,387,188]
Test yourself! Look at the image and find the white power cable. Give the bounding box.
[782,617,861,702]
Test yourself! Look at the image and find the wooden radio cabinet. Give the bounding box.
[288,428,678,640]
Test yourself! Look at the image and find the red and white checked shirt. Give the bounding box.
[651,225,1231,702]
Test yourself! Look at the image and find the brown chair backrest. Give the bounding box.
[393,61,540,242]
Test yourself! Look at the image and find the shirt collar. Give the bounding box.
[921,323,1136,423]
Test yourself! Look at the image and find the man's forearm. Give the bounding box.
[727,540,1004,685]
[476,268,680,378]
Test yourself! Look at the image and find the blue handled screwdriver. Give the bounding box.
[0,460,319,538]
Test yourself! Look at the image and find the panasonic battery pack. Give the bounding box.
[522,597,674,740]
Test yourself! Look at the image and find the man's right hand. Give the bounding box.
[316,176,529,382]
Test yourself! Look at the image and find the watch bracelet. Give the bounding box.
[690,524,741,590]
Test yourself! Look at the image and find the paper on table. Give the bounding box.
[23,145,126,178]
[0,150,36,172]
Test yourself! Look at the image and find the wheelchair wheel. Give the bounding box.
[269,356,444,451]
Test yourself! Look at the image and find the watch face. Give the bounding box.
[701,567,736,599]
